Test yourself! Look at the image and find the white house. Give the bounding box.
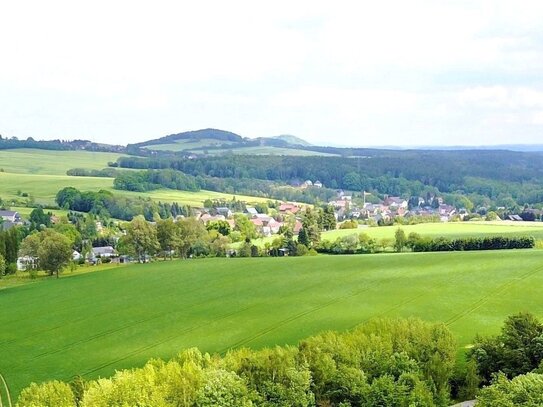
[17,256,37,271]
[91,246,116,258]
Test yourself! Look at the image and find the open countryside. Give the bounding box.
[0,149,270,207]
[2,250,543,397]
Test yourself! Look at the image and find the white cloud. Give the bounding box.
[1,0,543,145]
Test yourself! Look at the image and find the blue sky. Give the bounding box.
[1,1,543,146]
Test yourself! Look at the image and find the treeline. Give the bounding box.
[0,227,20,275]
[410,236,535,252]
[66,168,119,177]
[317,232,535,255]
[55,187,192,221]
[113,151,543,206]
[17,318,457,406]
[112,169,337,204]
[0,136,124,153]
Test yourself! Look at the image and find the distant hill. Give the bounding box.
[272,135,312,146]
[128,128,325,156]
[130,128,243,149]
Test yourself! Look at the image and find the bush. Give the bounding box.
[17,380,75,407]
[476,373,543,406]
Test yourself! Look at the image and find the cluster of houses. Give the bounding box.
[196,203,303,237]
[328,194,458,223]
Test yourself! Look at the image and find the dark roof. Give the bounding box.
[0,210,18,217]
[92,246,116,254]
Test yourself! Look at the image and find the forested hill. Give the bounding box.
[127,128,315,153]
[130,128,244,148]
[113,149,543,206]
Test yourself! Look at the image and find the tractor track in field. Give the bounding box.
[218,262,434,352]
[75,260,393,377]
[444,264,543,327]
[18,260,368,365]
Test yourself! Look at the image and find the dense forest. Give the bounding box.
[0,135,125,153]
[113,151,543,207]
[110,169,337,204]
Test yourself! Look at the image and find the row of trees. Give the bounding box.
[111,169,337,205]
[56,187,193,221]
[408,235,535,252]
[0,227,19,275]
[316,231,536,255]
[17,318,457,406]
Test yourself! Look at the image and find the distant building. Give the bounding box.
[0,210,21,223]
[314,180,323,188]
[91,246,116,258]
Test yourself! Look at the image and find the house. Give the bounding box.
[216,207,232,218]
[383,197,408,209]
[301,180,313,188]
[72,251,82,261]
[314,180,323,188]
[246,207,259,216]
[508,215,524,222]
[91,246,116,258]
[278,203,300,214]
[17,256,37,271]
[0,210,21,223]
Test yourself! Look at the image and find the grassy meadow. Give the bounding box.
[0,149,270,207]
[0,149,124,175]
[2,250,543,396]
[323,221,543,241]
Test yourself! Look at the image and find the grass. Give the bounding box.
[2,250,543,396]
[322,221,543,241]
[0,149,272,208]
[0,149,124,175]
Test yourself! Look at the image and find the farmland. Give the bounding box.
[322,221,543,241]
[0,149,124,175]
[2,250,543,396]
[0,149,270,207]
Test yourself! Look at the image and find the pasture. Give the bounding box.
[323,221,543,241]
[0,149,124,175]
[0,149,270,207]
[2,250,543,396]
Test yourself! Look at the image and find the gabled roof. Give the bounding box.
[92,246,116,255]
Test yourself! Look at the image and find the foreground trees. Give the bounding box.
[469,312,543,384]
[17,318,457,406]
[19,230,73,278]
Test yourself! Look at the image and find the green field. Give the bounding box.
[2,250,543,396]
[0,149,124,175]
[0,172,269,207]
[0,149,270,207]
[323,222,543,241]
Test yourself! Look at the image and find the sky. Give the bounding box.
[1,1,543,147]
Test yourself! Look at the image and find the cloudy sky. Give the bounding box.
[1,1,543,146]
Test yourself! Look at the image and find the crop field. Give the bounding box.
[0,148,124,175]
[2,250,543,396]
[322,221,543,241]
[0,149,270,207]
